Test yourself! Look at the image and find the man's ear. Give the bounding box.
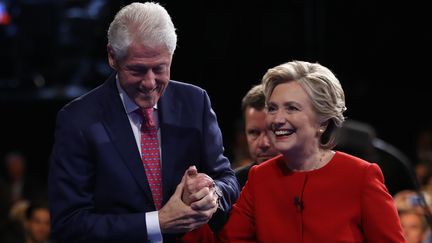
[107,45,117,70]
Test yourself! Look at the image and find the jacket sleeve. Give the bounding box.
[200,90,240,231]
[361,163,406,242]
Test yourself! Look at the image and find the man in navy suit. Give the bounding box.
[234,84,280,189]
[48,2,239,243]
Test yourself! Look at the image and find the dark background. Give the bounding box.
[1,0,431,183]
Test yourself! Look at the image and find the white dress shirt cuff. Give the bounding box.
[146,211,163,243]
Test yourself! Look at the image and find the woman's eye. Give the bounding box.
[267,105,276,112]
[287,106,296,111]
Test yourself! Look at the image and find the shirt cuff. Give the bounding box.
[146,211,163,243]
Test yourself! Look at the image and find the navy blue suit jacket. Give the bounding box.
[48,74,239,242]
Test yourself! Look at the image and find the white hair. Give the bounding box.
[107,2,177,60]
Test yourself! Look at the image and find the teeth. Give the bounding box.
[274,129,295,136]
[275,130,289,136]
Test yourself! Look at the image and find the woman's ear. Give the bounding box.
[319,120,329,134]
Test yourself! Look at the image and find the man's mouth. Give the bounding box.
[139,86,159,94]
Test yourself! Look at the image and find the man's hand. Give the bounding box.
[158,169,217,234]
[182,166,220,211]
[182,166,214,205]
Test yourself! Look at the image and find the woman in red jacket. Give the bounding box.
[217,60,405,242]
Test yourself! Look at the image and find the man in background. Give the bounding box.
[235,84,280,189]
[24,202,52,243]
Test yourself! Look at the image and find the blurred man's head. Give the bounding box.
[25,202,50,243]
[4,151,26,181]
[399,209,428,243]
[242,84,280,164]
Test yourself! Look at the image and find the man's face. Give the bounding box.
[108,42,172,109]
[26,208,51,243]
[245,106,280,163]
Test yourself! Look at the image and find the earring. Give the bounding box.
[319,128,325,134]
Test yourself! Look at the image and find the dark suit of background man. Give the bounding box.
[48,2,239,243]
[235,84,280,189]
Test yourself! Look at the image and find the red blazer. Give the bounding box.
[217,151,405,242]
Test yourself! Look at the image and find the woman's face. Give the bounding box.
[266,81,321,156]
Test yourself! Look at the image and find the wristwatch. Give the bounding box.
[212,181,223,209]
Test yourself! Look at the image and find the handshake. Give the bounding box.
[158,166,222,234]
[182,166,221,207]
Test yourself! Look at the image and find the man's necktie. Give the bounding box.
[140,107,162,209]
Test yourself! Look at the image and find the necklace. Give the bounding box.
[288,150,330,172]
[308,150,332,171]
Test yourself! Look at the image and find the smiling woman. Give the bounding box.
[216,60,406,242]
[262,61,346,171]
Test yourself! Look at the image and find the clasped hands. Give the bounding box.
[159,166,219,233]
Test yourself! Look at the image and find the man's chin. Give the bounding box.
[136,97,157,108]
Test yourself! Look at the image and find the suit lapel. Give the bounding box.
[101,76,154,205]
[158,84,182,203]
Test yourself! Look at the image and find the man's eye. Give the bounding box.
[247,130,260,138]
[153,66,167,74]
[127,67,148,75]
[153,67,163,74]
